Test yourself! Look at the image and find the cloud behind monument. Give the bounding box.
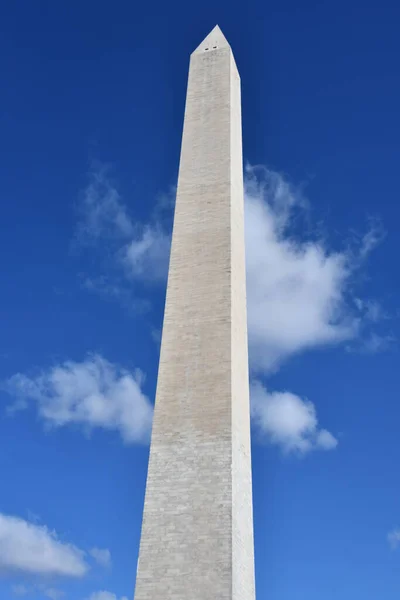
[3,161,389,454]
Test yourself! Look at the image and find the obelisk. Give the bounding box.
[134,25,255,600]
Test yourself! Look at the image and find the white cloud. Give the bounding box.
[86,592,128,600]
[5,354,153,444]
[388,528,400,549]
[243,165,385,371]
[89,547,112,568]
[0,513,88,577]
[251,380,338,454]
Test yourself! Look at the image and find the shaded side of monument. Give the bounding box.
[134,25,255,600]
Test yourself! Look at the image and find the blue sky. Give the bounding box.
[1,1,400,599]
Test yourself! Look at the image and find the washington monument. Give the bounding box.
[134,25,255,600]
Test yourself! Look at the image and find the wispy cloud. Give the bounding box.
[348,332,395,354]
[86,592,129,600]
[89,547,112,569]
[354,298,385,323]
[251,381,337,454]
[11,583,65,599]
[81,275,151,315]
[123,225,170,281]
[76,164,134,243]
[75,164,172,292]
[0,513,88,577]
[357,219,386,260]
[39,586,65,600]
[4,354,153,444]
[11,584,29,596]
[388,528,400,549]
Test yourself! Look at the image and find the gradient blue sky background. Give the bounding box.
[1,1,400,599]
